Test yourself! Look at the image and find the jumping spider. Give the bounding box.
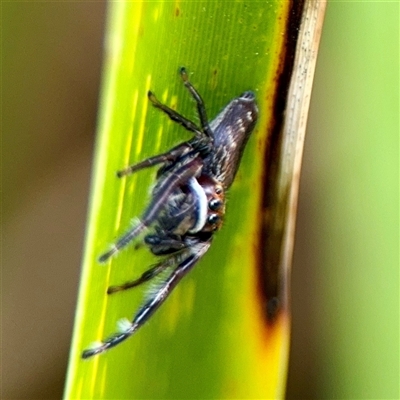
[82,67,258,358]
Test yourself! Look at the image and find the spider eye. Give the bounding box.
[209,198,222,211]
[215,186,223,195]
[207,214,220,225]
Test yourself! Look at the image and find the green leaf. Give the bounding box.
[65,1,325,399]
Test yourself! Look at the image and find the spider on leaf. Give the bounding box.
[82,67,258,359]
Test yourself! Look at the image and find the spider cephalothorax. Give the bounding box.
[82,68,258,358]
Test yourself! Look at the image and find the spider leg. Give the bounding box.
[82,241,211,359]
[145,234,186,255]
[98,158,203,263]
[107,255,177,294]
[116,142,192,178]
[179,67,213,138]
[148,91,203,138]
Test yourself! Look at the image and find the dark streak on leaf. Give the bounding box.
[257,0,306,323]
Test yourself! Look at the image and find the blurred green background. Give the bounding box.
[3,2,398,399]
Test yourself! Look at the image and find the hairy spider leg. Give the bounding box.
[98,158,203,263]
[146,239,186,255]
[107,255,179,294]
[179,67,213,138]
[117,142,192,178]
[148,91,203,138]
[82,241,211,359]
